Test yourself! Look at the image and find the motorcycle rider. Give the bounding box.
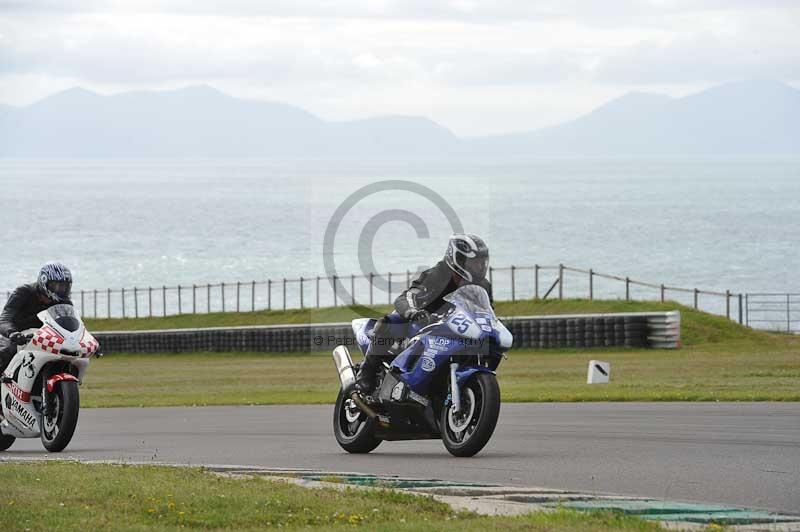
[355,234,492,393]
[0,263,73,372]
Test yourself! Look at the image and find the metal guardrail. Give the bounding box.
[745,293,800,333]
[1,264,745,324]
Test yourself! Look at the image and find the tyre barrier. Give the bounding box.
[93,311,680,354]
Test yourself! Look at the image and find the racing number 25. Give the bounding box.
[450,314,472,334]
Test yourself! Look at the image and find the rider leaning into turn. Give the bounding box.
[0,263,73,372]
[355,234,492,393]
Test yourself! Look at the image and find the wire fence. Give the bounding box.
[744,293,800,333]
[0,264,763,327]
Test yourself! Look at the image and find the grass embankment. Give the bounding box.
[86,299,698,331]
[1,462,664,532]
[78,300,800,407]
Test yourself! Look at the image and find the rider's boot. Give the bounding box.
[355,354,378,394]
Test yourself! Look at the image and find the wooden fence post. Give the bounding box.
[121,288,126,318]
[162,286,166,317]
[725,290,731,319]
[282,278,287,310]
[133,287,138,318]
[534,264,539,300]
[693,288,698,309]
[558,264,564,300]
[589,269,593,300]
[625,277,630,301]
[178,285,182,315]
[251,281,256,311]
[147,287,152,318]
[221,283,225,312]
[192,284,197,314]
[660,284,665,302]
[332,276,337,307]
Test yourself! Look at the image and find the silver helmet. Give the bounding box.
[444,234,489,283]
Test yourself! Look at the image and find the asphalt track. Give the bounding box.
[4,403,799,514]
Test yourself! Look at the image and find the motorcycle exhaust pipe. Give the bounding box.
[332,345,356,389]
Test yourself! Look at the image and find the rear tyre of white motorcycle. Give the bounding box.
[41,381,79,453]
[333,388,381,454]
[441,372,501,457]
[0,434,15,451]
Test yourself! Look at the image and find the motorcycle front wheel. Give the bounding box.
[41,380,80,452]
[333,388,381,454]
[0,434,15,451]
[441,372,501,457]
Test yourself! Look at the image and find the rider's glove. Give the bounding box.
[410,309,432,327]
[8,331,30,345]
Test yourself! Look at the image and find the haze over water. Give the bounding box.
[1,158,798,309]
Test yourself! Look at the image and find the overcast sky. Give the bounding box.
[1,0,798,136]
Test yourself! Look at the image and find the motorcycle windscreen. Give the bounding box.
[443,285,494,317]
[44,304,82,333]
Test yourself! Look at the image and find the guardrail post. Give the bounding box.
[316,277,320,308]
[178,285,182,315]
[236,281,241,312]
[350,274,355,305]
[121,288,126,318]
[162,286,166,317]
[625,277,630,301]
[588,269,593,300]
[332,276,337,307]
[300,277,304,309]
[133,287,138,318]
[725,289,731,319]
[207,284,211,313]
[267,279,272,310]
[660,284,665,302]
[221,283,225,312]
[282,278,287,310]
[534,264,539,300]
[251,281,256,311]
[693,288,698,309]
[511,265,516,302]
[369,273,374,305]
[107,288,111,318]
[738,293,743,325]
[558,264,564,300]
[192,284,197,314]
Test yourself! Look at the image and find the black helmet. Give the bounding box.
[37,262,72,303]
[444,234,489,283]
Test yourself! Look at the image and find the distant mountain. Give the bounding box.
[0,80,797,157]
[471,80,800,156]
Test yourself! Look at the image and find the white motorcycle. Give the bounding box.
[0,304,100,452]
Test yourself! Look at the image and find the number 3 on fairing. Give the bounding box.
[450,313,472,333]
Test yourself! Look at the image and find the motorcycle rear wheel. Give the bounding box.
[441,372,501,457]
[41,381,79,452]
[333,388,381,454]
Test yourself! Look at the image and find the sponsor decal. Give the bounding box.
[4,381,31,402]
[5,394,36,428]
[420,356,436,372]
[22,353,35,379]
[434,337,449,347]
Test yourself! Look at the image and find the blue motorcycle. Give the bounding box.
[332,285,513,457]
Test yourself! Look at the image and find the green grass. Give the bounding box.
[76,299,799,406]
[80,340,800,408]
[1,462,665,531]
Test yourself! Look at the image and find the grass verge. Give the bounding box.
[80,340,800,407]
[1,461,664,531]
